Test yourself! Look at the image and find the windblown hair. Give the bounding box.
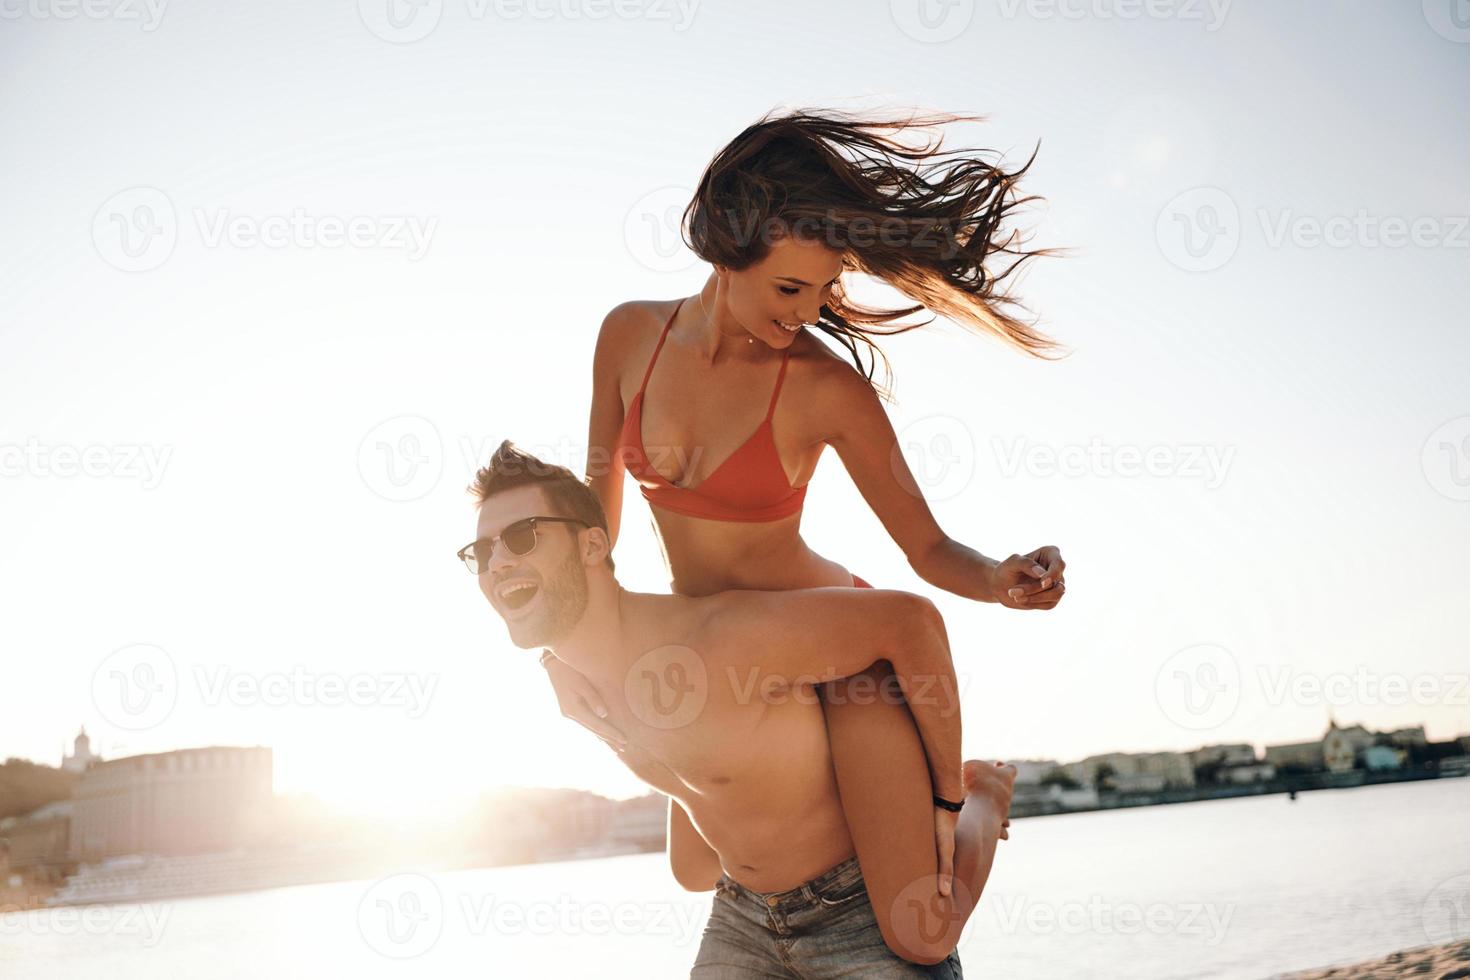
[467,440,614,572]
[684,107,1066,397]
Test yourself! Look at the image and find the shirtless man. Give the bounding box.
[459,442,1015,976]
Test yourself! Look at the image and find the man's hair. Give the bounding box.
[467,440,614,573]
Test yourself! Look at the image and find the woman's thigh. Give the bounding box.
[819,574,945,962]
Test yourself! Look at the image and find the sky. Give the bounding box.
[2,0,1467,814]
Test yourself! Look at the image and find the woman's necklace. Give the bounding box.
[698,290,753,344]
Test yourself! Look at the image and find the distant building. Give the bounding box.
[1189,744,1257,769]
[1323,723,1375,773]
[61,728,100,774]
[1364,745,1405,771]
[1385,726,1427,747]
[1264,739,1324,772]
[1221,763,1276,784]
[606,794,666,852]
[0,801,73,872]
[70,746,272,862]
[1012,760,1062,786]
[1067,751,1195,791]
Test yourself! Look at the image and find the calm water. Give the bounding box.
[3,778,1467,979]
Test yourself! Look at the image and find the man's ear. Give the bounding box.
[583,526,611,566]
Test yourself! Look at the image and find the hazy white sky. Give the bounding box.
[2,1,1467,813]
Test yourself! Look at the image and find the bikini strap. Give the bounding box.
[766,347,792,420]
[638,297,686,395]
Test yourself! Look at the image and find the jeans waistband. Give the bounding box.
[715,854,863,912]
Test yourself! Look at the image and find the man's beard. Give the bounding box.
[506,550,589,649]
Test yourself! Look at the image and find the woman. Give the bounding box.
[552,108,1067,965]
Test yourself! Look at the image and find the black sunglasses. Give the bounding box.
[456,516,588,574]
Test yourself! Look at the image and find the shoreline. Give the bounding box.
[1275,938,1470,979]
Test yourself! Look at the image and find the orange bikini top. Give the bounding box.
[618,298,808,523]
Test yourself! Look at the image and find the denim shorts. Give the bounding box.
[690,854,964,978]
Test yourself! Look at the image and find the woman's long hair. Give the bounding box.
[684,107,1066,398]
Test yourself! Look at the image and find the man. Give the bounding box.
[459,442,1014,976]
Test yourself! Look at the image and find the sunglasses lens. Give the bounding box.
[461,549,482,574]
[503,521,538,556]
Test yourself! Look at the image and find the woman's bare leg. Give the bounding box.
[819,662,1008,965]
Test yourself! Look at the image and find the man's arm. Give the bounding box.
[704,588,964,802]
